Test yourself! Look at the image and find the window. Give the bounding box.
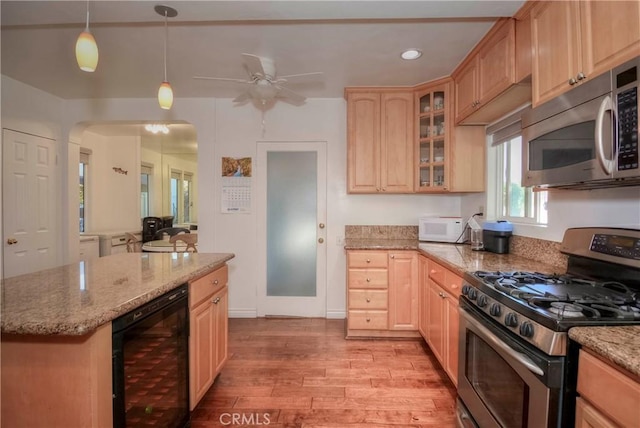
[170,170,181,221]
[488,109,547,225]
[141,164,153,218]
[183,173,192,223]
[79,149,91,232]
[170,169,194,224]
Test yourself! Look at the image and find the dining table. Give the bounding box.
[141,238,198,253]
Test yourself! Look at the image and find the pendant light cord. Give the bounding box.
[85,0,90,31]
[163,10,168,82]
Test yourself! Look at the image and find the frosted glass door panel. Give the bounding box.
[267,152,317,297]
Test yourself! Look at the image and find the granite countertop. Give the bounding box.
[1,252,234,336]
[345,239,562,276]
[569,326,640,378]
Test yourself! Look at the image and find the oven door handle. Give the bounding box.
[461,309,544,376]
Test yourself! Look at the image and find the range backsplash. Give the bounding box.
[345,225,567,270]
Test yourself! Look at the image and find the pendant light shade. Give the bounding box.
[76,1,98,72]
[158,81,173,110]
[155,5,178,110]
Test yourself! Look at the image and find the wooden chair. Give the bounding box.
[125,233,142,253]
[170,234,198,253]
[152,227,190,240]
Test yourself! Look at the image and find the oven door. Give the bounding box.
[457,301,564,428]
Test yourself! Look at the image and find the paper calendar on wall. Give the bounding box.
[221,157,252,213]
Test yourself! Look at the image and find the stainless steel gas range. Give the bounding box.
[456,227,640,428]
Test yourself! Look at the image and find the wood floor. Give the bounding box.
[191,318,457,427]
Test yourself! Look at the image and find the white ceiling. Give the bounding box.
[1,1,526,101]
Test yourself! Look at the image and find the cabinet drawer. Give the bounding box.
[348,269,388,289]
[348,290,388,309]
[189,265,228,308]
[577,350,640,428]
[348,251,388,268]
[348,310,388,330]
[444,270,463,298]
[428,260,447,287]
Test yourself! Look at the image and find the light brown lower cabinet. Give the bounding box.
[423,257,461,386]
[189,265,229,410]
[575,349,640,428]
[346,250,419,338]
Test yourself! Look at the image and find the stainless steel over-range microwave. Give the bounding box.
[522,56,639,189]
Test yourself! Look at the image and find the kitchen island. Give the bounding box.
[1,252,234,428]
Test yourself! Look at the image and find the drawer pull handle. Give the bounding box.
[366,298,371,302]
[390,254,395,259]
[366,259,371,263]
[366,318,371,322]
[212,279,219,285]
[366,278,371,282]
[212,297,221,304]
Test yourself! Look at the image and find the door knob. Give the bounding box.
[7,238,17,245]
[319,223,325,229]
[318,238,324,244]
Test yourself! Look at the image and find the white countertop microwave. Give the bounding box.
[419,216,464,243]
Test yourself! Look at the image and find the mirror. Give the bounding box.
[81,121,198,230]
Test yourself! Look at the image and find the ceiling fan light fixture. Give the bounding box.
[75,1,98,72]
[155,5,177,110]
[145,124,170,134]
[401,49,422,60]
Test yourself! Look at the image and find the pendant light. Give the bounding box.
[75,0,99,72]
[155,5,178,110]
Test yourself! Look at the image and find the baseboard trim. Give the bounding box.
[326,310,346,319]
[229,309,258,318]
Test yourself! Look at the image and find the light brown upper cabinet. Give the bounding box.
[453,18,532,125]
[346,89,414,194]
[531,0,640,107]
[416,78,486,193]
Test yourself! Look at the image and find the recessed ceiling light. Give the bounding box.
[401,49,422,60]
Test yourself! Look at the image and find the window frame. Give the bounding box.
[79,149,91,233]
[486,107,548,227]
[140,163,153,219]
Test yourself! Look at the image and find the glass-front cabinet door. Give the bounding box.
[416,82,450,192]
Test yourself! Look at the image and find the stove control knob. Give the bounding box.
[520,321,535,338]
[489,303,501,317]
[461,285,471,296]
[468,288,478,300]
[505,312,519,328]
[477,294,488,307]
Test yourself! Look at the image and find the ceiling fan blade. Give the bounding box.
[276,71,324,81]
[241,53,266,78]
[193,76,249,84]
[274,85,306,105]
[233,92,252,103]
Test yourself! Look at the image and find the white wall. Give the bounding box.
[4,74,638,314]
[81,131,141,232]
[212,99,462,317]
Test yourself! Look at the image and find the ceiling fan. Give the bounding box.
[193,53,323,107]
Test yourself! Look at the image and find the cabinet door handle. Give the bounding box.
[366,278,371,282]
[390,254,395,259]
[366,298,371,303]
[212,279,219,285]
[366,318,371,322]
[568,77,578,85]
[576,72,586,81]
[366,259,371,263]
[212,297,221,304]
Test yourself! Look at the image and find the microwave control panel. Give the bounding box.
[617,86,638,170]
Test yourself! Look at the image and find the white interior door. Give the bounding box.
[256,141,327,317]
[2,129,58,278]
